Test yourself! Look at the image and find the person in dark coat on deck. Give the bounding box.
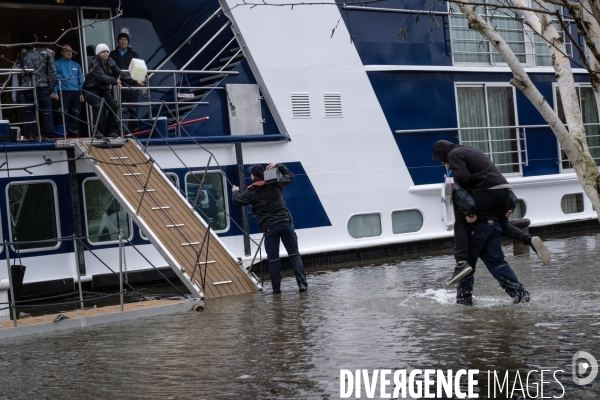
[21,45,57,141]
[83,43,139,138]
[109,32,143,133]
[231,163,308,294]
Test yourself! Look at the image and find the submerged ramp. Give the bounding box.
[75,139,260,299]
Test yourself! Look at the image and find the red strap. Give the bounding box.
[248,180,266,189]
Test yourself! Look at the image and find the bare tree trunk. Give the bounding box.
[458,2,600,221]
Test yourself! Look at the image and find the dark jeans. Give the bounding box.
[60,91,81,136]
[457,220,529,304]
[23,88,53,139]
[264,222,308,292]
[84,91,118,136]
[122,90,139,133]
[454,189,529,263]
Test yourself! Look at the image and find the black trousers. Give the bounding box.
[84,91,118,136]
[454,189,529,262]
[60,91,81,136]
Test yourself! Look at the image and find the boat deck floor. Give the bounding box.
[0,298,197,340]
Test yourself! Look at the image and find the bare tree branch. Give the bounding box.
[0,0,123,50]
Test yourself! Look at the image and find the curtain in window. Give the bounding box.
[556,87,600,168]
[457,86,519,173]
[451,1,526,64]
[487,87,518,172]
[486,0,526,64]
[580,87,600,166]
[451,12,490,63]
[457,87,489,154]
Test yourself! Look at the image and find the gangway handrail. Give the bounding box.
[148,7,223,79]
[146,69,238,74]
[180,21,232,71]
[202,36,237,71]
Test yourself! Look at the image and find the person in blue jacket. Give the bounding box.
[231,163,308,294]
[54,45,84,137]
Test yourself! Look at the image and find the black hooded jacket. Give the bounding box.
[83,56,133,93]
[432,140,509,191]
[232,163,294,232]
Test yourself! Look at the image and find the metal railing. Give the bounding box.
[120,69,238,137]
[0,68,238,140]
[396,122,600,172]
[1,230,173,326]
[0,69,46,140]
[148,7,223,79]
[396,124,538,173]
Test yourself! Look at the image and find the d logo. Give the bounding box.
[572,351,598,386]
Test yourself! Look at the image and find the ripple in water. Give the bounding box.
[0,233,599,399]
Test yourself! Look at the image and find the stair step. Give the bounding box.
[199,74,226,83]
[229,47,240,53]
[219,53,244,63]
[208,61,240,71]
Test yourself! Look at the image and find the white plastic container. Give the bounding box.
[128,58,147,82]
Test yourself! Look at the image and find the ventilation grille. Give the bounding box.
[324,93,342,118]
[291,93,311,118]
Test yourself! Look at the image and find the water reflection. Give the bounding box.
[1,233,600,398]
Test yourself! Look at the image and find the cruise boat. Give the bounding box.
[0,0,597,299]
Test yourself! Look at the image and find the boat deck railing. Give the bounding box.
[396,124,600,172]
[1,230,188,328]
[0,68,238,140]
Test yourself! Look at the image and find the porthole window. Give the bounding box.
[392,210,423,234]
[561,193,584,214]
[348,213,382,238]
[508,199,527,220]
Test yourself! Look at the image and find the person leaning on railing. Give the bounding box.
[53,44,84,138]
[82,43,141,139]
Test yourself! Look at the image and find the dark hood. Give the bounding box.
[432,140,458,162]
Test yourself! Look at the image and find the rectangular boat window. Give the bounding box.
[392,210,423,234]
[449,2,570,66]
[83,179,130,243]
[185,172,228,231]
[8,182,59,250]
[561,193,584,214]
[80,8,113,67]
[555,86,600,169]
[348,213,382,238]
[166,173,179,187]
[456,85,521,174]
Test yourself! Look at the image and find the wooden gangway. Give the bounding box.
[75,139,260,299]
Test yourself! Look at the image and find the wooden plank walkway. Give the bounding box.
[76,139,259,299]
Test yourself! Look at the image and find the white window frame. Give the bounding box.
[553,83,600,172]
[560,192,585,214]
[391,209,424,235]
[448,1,570,67]
[184,170,230,233]
[347,212,383,240]
[82,177,133,245]
[5,179,62,253]
[454,82,523,176]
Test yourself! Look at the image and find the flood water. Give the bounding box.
[1,232,600,399]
